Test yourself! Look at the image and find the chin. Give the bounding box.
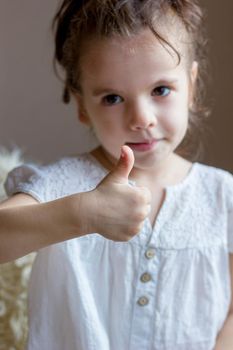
[134,149,172,168]
[134,155,161,169]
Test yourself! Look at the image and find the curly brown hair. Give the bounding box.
[52,0,210,161]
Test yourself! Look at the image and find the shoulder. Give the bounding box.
[4,153,105,201]
[6,153,98,181]
[194,162,233,187]
[40,153,93,178]
[193,162,233,209]
[49,153,107,185]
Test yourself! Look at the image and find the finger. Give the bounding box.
[108,145,135,184]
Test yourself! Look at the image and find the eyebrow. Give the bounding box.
[92,88,124,97]
[91,78,179,97]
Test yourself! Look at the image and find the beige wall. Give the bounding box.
[204,0,233,172]
[0,1,232,171]
[0,0,97,164]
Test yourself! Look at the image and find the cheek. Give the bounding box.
[160,98,189,132]
[88,115,124,145]
[89,107,125,134]
[92,118,120,136]
[85,106,111,131]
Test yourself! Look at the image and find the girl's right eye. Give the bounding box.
[102,94,123,106]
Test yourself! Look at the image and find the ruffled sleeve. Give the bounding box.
[4,164,48,203]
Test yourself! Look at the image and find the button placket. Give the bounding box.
[145,247,156,259]
[137,247,155,307]
[140,272,152,283]
[129,248,158,350]
[137,296,149,306]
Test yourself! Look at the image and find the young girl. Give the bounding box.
[1,0,233,349]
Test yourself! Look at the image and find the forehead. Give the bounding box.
[79,27,188,90]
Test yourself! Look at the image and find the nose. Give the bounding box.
[127,99,157,131]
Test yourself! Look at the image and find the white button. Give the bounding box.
[140,272,152,283]
[137,296,149,306]
[145,248,156,259]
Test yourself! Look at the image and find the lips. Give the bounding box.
[126,139,155,145]
[125,138,160,152]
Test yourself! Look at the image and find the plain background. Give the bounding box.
[0,0,232,172]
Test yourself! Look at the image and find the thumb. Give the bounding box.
[109,145,135,184]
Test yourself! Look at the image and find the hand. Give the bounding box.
[88,145,151,241]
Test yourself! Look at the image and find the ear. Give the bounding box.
[189,61,198,108]
[74,93,92,126]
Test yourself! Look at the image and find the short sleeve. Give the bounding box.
[4,164,47,203]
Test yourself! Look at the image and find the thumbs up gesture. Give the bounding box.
[87,145,152,241]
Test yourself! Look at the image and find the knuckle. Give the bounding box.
[139,193,146,204]
[134,209,147,222]
[130,226,140,236]
[136,193,145,206]
[136,188,151,204]
[125,225,139,237]
[129,195,140,207]
[133,212,144,222]
[134,189,142,201]
[115,232,130,242]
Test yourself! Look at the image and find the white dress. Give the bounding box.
[4,154,233,350]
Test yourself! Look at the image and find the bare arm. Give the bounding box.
[214,254,233,350]
[0,146,151,264]
[214,313,233,350]
[0,192,89,263]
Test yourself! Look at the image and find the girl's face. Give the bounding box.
[76,28,197,172]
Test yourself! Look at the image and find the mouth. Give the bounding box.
[125,138,161,152]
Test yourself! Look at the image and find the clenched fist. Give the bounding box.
[87,145,152,241]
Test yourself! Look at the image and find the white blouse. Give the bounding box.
[4,154,233,350]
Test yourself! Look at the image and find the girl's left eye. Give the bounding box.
[152,86,171,97]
